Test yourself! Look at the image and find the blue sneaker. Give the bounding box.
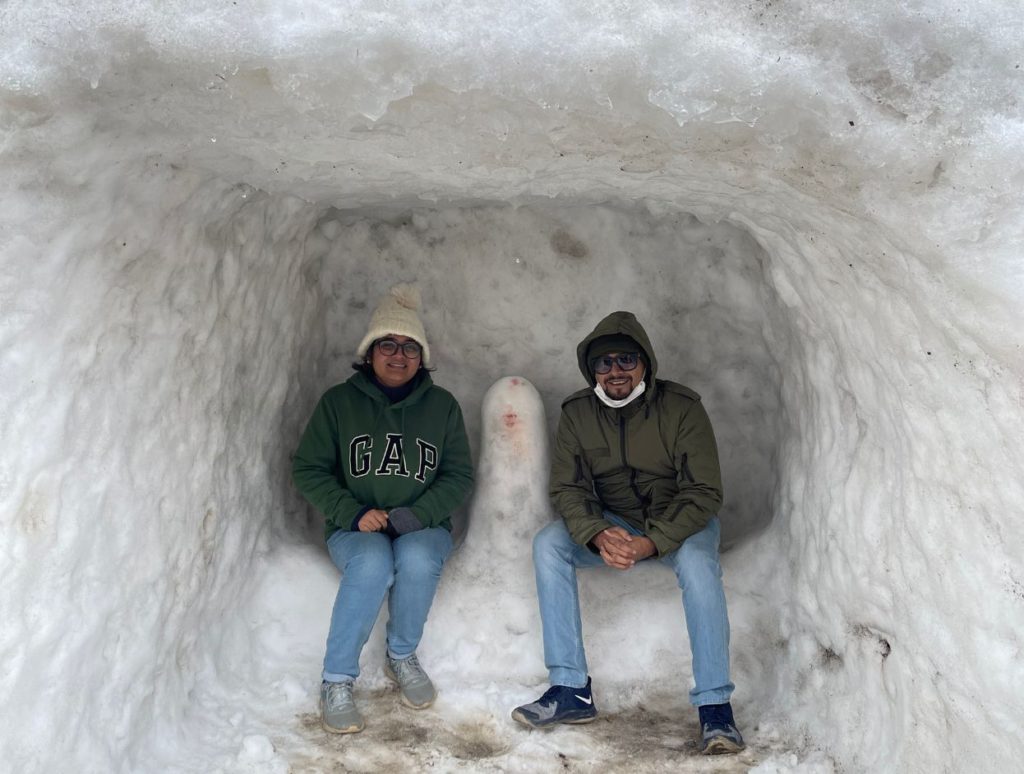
[511,677,598,728]
[699,702,745,754]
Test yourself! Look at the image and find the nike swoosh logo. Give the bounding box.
[575,695,593,705]
[532,703,557,720]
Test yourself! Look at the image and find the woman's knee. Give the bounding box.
[393,532,449,580]
[338,535,395,588]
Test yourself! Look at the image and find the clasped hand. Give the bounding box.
[358,508,390,532]
[592,527,656,569]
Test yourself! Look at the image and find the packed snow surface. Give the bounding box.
[1,1,1022,772]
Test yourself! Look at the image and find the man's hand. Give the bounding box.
[358,508,389,532]
[592,527,657,569]
[629,535,657,561]
[592,527,633,568]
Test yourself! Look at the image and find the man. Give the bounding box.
[511,311,744,755]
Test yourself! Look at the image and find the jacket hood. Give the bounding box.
[576,311,658,388]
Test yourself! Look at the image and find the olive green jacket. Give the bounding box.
[550,311,724,556]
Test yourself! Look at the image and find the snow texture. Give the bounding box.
[1,1,1022,771]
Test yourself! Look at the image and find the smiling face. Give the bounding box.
[370,334,421,388]
[594,353,645,399]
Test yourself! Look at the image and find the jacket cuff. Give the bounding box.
[649,532,674,557]
[575,519,613,554]
[350,506,372,531]
[388,507,425,535]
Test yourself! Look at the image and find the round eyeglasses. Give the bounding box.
[376,338,422,358]
[591,352,639,375]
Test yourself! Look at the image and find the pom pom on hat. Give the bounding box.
[355,284,431,365]
[388,283,421,311]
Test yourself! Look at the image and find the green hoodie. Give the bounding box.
[550,311,724,556]
[292,369,474,540]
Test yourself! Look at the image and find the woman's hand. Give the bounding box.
[358,508,390,532]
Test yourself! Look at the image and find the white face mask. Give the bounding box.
[594,380,646,408]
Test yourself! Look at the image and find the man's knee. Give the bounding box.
[672,540,722,589]
[532,521,575,566]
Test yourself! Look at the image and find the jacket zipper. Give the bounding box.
[620,415,652,524]
[680,453,695,483]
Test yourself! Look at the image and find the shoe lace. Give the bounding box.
[325,682,354,712]
[537,684,571,707]
[392,654,428,686]
[699,703,735,727]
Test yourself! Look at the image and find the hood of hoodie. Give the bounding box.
[575,311,659,390]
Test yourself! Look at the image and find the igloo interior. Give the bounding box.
[2,2,1022,772]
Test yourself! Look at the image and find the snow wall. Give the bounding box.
[1,2,1022,772]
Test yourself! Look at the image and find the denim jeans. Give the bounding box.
[532,514,735,706]
[322,526,452,682]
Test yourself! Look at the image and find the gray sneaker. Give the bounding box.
[385,653,436,709]
[320,680,364,734]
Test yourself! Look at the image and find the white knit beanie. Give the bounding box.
[355,284,431,366]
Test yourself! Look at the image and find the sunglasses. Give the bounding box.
[376,338,422,358]
[591,352,640,375]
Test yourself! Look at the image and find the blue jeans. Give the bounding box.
[532,514,735,706]
[322,527,452,682]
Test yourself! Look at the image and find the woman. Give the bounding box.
[292,284,474,734]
